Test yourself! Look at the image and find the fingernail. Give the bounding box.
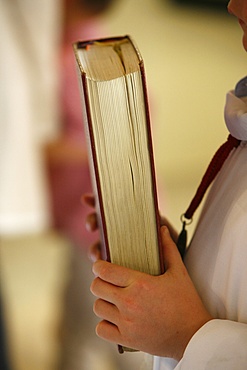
[89,254,95,263]
[162,226,169,234]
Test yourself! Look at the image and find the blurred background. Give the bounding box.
[0,0,246,369]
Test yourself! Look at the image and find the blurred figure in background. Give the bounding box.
[0,1,61,369]
[0,1,154,369]
[45,1,135,369]
[46,0,111,252]
[0,1,60,235]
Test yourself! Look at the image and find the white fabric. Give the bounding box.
[176,320,247,369]
[156,85,247,369]
[224,91,247,140]
[153,356,178,370]
[0,1,61,234]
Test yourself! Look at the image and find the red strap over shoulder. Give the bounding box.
[184,134,241,221]
[177,134,241,258]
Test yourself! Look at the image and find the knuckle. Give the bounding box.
[121,290,139,313]
[134,275,151,292]
[98,262,111,280]
[123,297,137,313]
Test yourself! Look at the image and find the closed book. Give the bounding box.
[73,36,164,351]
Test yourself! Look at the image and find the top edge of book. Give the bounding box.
[73,35,143,82]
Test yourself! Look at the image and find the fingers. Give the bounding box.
[82,193,98,231]
[93,298,119,325]
[86,212,98,232]
[92,260,139,287]
[88,241,102,262]
[95,320,121,344]
[82,193,95,207]
[161,226,183,271]
[159,216,178,243]
[91,276,120,304]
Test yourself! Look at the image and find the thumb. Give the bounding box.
[161,226,183,271]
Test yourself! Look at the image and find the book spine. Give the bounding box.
[139,61,164,274]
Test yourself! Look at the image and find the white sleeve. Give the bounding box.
[175,319,247,370]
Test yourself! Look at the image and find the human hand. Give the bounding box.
[90,226,212,361]
[83,193,101,262]
[83,193,178,259]
[159,214,178,243]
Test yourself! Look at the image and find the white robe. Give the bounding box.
[155,90,247,369]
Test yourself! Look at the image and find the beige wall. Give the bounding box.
[102,0,246,233]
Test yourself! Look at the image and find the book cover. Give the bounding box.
[73,35,164,275]
[74,34,164,353]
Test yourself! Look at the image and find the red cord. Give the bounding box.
[184,134,240,220]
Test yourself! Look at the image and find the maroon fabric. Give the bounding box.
[184,134,241,221]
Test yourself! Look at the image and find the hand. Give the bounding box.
[83,193,178,259]
[83,193,101,262]
[84,194,98,231]
[90,226,212,361]
[159,214,178,243]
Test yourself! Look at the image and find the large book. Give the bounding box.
[73,35,164,277]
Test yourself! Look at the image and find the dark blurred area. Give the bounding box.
[171,0,229,10]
